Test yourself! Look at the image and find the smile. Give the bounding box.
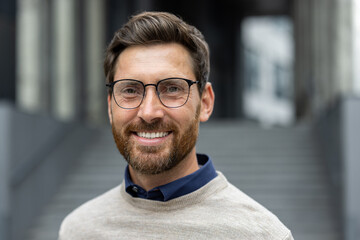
[136,132,170,139]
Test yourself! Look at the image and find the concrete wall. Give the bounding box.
[342,97,360,239]
[0,102,12,240]
[293,0,354,119]
[316,96,360,240]
[0,101,99,240]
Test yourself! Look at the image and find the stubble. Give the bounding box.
[111,106,200,175]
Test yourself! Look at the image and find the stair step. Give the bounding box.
[26,122,341,240]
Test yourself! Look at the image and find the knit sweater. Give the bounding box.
[59,172,293,240]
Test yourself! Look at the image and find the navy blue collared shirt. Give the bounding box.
[124,154,217,201]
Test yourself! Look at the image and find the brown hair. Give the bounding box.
[104,11,210,95]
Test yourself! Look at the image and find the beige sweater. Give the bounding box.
[59,172,293,240]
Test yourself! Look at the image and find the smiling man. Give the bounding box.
[109,43,208,188]
[59,12,293,240]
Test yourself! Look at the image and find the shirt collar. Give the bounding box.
[124,154,217,201]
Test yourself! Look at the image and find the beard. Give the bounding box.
[111,106,200,175]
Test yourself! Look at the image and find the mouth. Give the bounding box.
[135,131,171,139]
[132,131,172,147]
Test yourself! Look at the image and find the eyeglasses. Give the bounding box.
[106,78,199,109]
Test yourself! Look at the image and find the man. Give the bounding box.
[59,11,293,239]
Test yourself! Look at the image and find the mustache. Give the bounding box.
[125,119,176,132]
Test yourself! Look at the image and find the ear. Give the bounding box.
[107,94,113,124]
[199,83,215,122]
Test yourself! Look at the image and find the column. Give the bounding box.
[311,0,323,114]
[52,0,76,121]
[319,0,331,107]
[293,0,312,119]
[353,0,360,95]
[85,0,106,124]
[0,0,16,102]
[334,0,352,96]
[16,0,46,112]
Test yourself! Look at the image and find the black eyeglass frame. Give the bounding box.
[106,77,199,109]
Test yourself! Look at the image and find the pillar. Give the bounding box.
[293,0,313,119]
[334,0,352,97]
[0,0,16,102]
[85,0,106,124]
[16,0,48,113]
[52,0,77,121]
[352,0,360,95]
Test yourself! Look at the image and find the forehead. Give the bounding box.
[114,43,195,81]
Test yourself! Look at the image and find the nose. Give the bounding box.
[137,86,165,123]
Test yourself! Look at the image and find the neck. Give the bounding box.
[128,148,199,191]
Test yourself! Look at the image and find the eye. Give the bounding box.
[167,85,181,93]
[114,81,143,97]
[122,87,138,94]
[158,79,187,95]
[159,84,184,95]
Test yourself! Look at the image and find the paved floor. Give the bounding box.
[27,121,341,240]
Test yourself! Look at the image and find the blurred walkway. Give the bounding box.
[27,121,340,240]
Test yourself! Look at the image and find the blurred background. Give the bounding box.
[1,0,360,239]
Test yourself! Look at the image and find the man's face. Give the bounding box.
[108,43,211,175]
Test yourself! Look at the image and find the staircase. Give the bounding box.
[26,121,341,240]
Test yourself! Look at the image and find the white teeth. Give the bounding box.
[137,132,169,139]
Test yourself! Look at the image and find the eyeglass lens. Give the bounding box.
[112,78,191,109]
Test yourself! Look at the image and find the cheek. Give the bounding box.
[185,95,201,118]
[188,90,201,106]
[112,109,137,126]
[167,106,198,126]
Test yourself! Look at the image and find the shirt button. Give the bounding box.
[132,186,138,193]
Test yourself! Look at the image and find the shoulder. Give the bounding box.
[199,172,293,239]
[58,185,122,239]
